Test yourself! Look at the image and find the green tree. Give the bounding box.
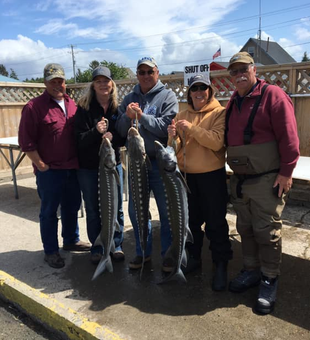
[10,68,19,80]
[302,51,310,62]
[24,77,44,83]
[0,64,9,77]
[99,60,129,80]
[74,60,129,83]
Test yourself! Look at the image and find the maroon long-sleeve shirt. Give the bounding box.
[226,78,300,177]
[18,90,79,172]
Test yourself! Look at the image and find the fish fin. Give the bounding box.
[115,220,121,232]
[92,255,114,281]
[176,170,191,193]
[110,241,116,254]
[113,169,121,186]
[186,227,194,244]
[159,267,187,285]
[93,235,103,247]
[106,255,113,273]
[181,249,188,267]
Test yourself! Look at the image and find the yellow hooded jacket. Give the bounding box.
[171,97,226,174]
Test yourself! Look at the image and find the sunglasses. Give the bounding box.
[229,65,252,76]
[190,84,209,92]
[137,70,155,76]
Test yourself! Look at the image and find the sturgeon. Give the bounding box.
[92,137,120,280]
[154,140,193,284]
[127,127,150,277]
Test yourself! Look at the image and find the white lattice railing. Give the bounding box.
[1,62,309,104]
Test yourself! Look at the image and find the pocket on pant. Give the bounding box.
[227,156,255,174]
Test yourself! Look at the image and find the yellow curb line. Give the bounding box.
[0,271,126,340]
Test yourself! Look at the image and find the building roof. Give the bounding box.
[242,38,296,64]
[0,75,20,82]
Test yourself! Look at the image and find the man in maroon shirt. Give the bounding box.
[18,63,90,268]
[225,52,299,314]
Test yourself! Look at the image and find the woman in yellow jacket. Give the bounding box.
[168,74,232,291]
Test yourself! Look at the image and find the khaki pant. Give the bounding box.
[230,173,287,278]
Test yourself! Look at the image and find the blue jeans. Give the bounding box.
[77,164,124,254]
[128,158,171,257]
[36,169,81,255]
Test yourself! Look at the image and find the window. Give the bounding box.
[248,47,255,57]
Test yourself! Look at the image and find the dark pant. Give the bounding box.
[77,164,124,254]
[186,167,232,263]
[36,169,81,255]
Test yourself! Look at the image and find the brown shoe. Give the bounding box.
[90,253,103,265]
[162,258,175,273]
[129,255,151,270]
[44,253,65,268]
[112,250,125,262]
[63,240,91,252]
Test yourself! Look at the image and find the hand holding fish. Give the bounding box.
[126,102,142,120]
[103,131,113,141]
[167,119,177,137]
[96,118,108,134]
[176,119,192,132]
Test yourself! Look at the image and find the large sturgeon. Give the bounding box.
[127,127,150,277]
[154,140,193,284]
[92,137,120,280]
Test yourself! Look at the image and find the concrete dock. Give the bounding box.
[0,174,310,340]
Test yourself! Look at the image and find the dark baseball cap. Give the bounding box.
[44,63,65,81]
[92,66,112,81]
[188,74,210,88]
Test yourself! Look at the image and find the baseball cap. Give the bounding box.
[188,74,211,88]
[228,52,254,70]
[92,66,112,81]
[137,57,157,69]
[44,63,65,81]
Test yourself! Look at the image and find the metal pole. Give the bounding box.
[71,45,76,83]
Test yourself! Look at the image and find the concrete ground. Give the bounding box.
[0,174,310,340]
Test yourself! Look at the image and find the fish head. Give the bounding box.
[154,141,176,172]
[127,127,146,159]
[99,137,116,169]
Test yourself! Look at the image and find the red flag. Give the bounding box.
[213,48,221,60]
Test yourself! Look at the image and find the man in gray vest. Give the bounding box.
[225,52,299,314]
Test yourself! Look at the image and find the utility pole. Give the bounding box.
[257,0,262,64]
[70,45,76,83]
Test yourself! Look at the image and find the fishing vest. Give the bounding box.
[225,85,280,198]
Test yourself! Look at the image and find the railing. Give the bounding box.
[0,61,310,173]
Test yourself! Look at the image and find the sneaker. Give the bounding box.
[254,275,278,315]
[44,253,65,269]
[90,253,103,265]
[63,240,91,252]
[128,256,151,270]
[229,269,261,293]
[162,258,175,273]
[112,250,125,262]
[212,261,228,292]
[181,256,202,275]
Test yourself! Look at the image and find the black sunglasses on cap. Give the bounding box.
[190,84,209,92]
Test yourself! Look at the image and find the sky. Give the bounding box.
[0,0,310,81]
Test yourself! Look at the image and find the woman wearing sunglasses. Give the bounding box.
[167,74,232,291]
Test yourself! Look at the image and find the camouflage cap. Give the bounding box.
[228,52,254,70]
[44,63,65,81]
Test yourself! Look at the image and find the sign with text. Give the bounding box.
[184,63,209,86]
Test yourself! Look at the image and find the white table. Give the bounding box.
[0,137,26,199]
[225,156,310,181]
